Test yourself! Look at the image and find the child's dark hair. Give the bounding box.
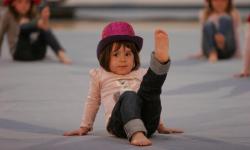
[205,0,234,20]
[9,1,37,20]
[98,41,140,72]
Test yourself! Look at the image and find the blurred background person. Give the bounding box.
[0,0,71,64]
[189,0,241,63]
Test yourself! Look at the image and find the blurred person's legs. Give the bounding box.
[202,16,236,61]
[13,30,47,61]
[42,29,63,54]
[217,16,236,59]
[202,21,217,57]
[202,21,218,62]
[14,29,71,63]
[42,29,71,64]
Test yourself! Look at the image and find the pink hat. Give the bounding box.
[3,0,41,6]
[97,21,143,58]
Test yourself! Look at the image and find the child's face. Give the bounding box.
[109,43,135,75]
[40,6,50,19]
[211,0,228,13]
[12,0,31,16]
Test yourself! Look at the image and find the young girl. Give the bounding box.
[0,0,71,64]
[235,14,250,77]
[64,22,183,146]
[190,0,241,62]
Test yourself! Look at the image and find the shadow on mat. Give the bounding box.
[165,78,250,98]
[21,134,250,150]
[0,118,63,134]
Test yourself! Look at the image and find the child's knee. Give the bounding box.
[219,15,233,28]
[120,91,141,105]
[203,22,216,33]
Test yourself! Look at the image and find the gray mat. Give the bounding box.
[0,24,250,150]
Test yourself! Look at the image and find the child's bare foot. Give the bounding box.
[154,29,169,63]
[188,51,204,59]
[130,132,152,146]
[209,51,218,63]
[58,51,72,64]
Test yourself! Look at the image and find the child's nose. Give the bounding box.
[120,54,126,61]
[119,47,126,61]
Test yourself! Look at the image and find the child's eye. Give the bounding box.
[112,52,119,57]
[125,51,133,56]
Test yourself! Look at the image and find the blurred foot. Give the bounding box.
[188,52,204,59]
[209,51,218,63]
[130,132,152,146]
[58,51,72,64]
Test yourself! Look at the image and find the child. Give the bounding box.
[189,0,241,62]
[0,0,71,64]
[63,22,183,146]
[235,14,250,77]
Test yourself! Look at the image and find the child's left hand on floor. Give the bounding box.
[157,124,183,134]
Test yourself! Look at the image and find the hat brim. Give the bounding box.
[97,35,143,57]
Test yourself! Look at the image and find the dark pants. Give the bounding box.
[202,15,236,59]
[13,28,63,61]
[107,68,167,139]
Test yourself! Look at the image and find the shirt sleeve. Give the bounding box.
[80,69,101,130]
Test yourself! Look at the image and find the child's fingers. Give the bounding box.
[160,128,184,134]
[63,130,80,136]
[234,73,250,78]
[172,129,184,133]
